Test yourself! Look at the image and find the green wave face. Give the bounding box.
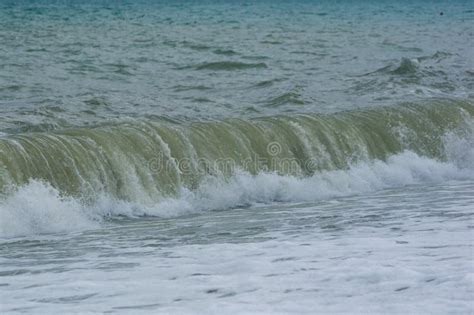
[0,99,472,203]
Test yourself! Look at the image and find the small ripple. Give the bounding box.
[191,61,268,71]
[213,49,239,56]
[264,91,305,107]
[37,293,97,304]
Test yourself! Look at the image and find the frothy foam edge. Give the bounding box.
[1,148,473,238]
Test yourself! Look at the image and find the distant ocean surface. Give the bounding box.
[0,1,473,314]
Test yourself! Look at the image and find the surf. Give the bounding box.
[0,99,473,237]
[0,99,472,201]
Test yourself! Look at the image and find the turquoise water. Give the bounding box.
[0,1,472,131]
[0,1,473,314]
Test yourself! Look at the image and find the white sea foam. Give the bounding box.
[0,181,99,238]
[1,147,472,238]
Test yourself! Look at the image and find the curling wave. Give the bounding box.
[0,99,473,237]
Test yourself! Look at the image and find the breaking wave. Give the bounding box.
[0,99,473,237]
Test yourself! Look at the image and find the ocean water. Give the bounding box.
[0,0,473,314]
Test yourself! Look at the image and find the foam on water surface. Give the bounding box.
[1,179,473,314]
[1,147,472,238]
